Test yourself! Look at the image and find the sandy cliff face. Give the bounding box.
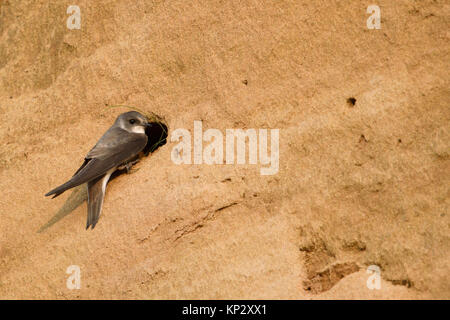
[0,0,448,299]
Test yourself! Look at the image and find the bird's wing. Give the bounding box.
[85,126,148,162]
[45,128,147,197]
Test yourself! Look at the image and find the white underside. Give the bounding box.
[102,168,116,194]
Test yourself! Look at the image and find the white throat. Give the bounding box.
[130,126,145,134]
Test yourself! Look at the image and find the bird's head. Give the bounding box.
[116,111,150,134]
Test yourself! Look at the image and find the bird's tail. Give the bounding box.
[86,170,113,230]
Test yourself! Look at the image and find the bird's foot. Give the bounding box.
[121,159,140,174]
[126,166,140,174]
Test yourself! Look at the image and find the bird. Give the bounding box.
[45,111,150,229]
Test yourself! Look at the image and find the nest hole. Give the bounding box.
[143,120,168,155]
[347,97,356,107]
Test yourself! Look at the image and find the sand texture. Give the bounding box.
[0,0,449,299]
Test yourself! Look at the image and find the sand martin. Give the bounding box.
[45,111,150,229]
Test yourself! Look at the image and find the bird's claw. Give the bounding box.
[119,159,140,174]
[126,166,140,174]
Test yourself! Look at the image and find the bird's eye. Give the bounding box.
[129,119,136,124]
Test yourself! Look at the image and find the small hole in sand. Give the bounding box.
[143,120,168,155]
[347,97,356,107]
